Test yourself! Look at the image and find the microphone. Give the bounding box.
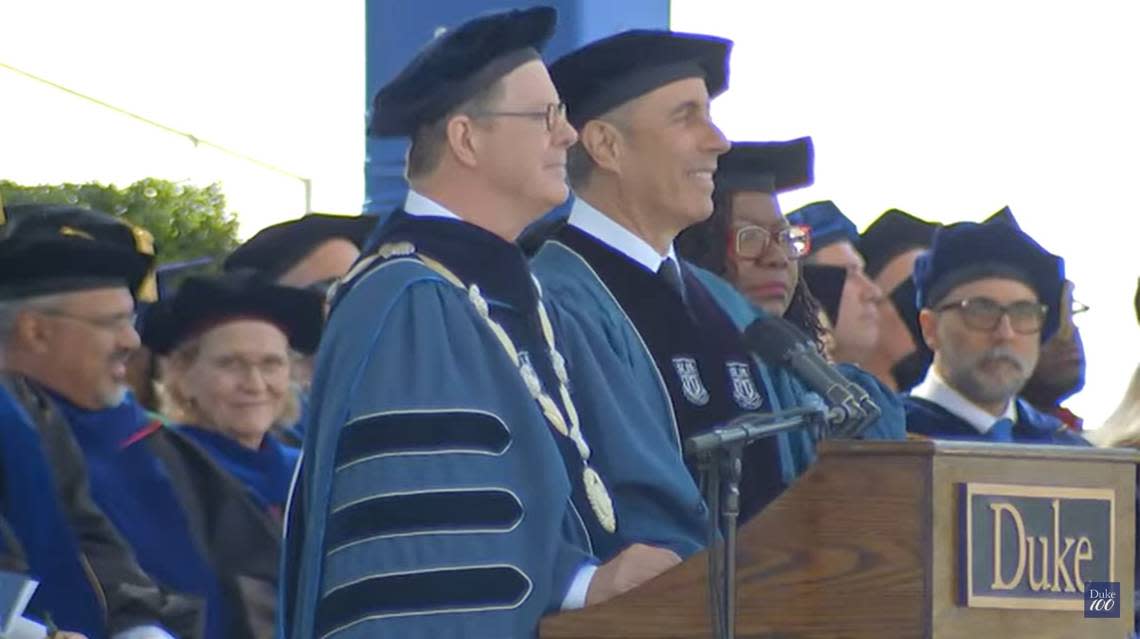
[743,315,881,438]
[683,405,827,457]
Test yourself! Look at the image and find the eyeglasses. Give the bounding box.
[36,308,138,332]
[730,224,812,260]
[935,297,1048,335]
[1071,299,1090,316]
[207,354,290,379]
[470,102,567,132]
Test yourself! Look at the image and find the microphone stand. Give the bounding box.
[695,448,725,638]
[685,407,827,639]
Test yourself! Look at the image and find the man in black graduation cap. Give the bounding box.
[282,8,679,639]
[858,208,940,392]
[0,204,203,638]
[982,207,1088,431]
[0,203,280,638]
[224,213,378,295]
[531,29,904,543]
[905,221,1088,444]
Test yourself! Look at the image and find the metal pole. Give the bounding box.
[685,407,827,639]
[720,447,743,639]
[700,452,726,639]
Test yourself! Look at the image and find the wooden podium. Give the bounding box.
[540,439,1138,638]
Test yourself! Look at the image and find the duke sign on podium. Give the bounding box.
[963,483,1114,610]
[539,440,1138,638]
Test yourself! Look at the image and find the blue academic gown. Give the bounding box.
[0,385,107,636]
[50,392,229,639]
[531,233,906,561]
[904,396,1090,445]
[178,426,300,519]
[282,211,595,639]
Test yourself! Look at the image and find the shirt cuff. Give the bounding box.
[111,626,177,639]
[560,562,598,610]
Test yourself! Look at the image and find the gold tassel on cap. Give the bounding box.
[130,224,159,303]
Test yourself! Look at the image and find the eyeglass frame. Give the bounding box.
[469,102,567,132]
[728,224,812,261]
[933,296,1049,335]
[203,352,292,379]
[33,308,139,332]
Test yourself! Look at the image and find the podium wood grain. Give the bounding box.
[539,439,1137,639]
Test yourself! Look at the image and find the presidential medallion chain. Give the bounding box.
[411,249,617,533]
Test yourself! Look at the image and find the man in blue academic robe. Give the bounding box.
[282,8,681,638]
[0,203,280,638]
[903,220,1088,445]
[530,30,906,563]
[2,382,200,639]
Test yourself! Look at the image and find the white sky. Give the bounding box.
[0,0,366,236]
[673,0,1140,429]
[1,1,1136,428]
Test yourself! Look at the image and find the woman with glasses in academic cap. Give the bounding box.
[676,138,894,402]
[143,270,322,521]
[676,138,904,493]
[676,139,831,351]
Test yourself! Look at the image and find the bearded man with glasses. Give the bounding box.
[905,221,1089,445]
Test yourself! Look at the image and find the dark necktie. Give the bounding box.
[658,257,686,304]
[988,417,1014,443]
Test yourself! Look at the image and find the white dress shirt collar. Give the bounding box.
[910,367,1018,435]
[567,196,677,274]
[403,190,462,220]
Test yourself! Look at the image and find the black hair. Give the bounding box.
[677,186,828,351]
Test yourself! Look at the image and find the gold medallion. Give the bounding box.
[378,241,416,259]
[583,466,617,533]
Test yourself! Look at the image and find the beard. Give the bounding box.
[97,383,129,408]
[945,346,1035,406]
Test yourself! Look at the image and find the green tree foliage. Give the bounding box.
[0,177,240,264]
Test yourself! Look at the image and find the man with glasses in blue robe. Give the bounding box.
[904,220,1088,445]
[281,8,680,638]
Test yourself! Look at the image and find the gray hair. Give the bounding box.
[405,79,507,181]
[0,293,73,347]
[565,105,634,191]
